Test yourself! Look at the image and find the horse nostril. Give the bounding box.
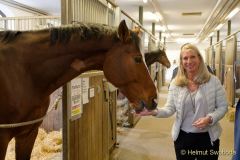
[135,101,145,113]
[152,98,158,109]
[144,98,157,110]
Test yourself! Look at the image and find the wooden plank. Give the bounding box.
[69,121,75,159]
[102,79,109,160]
[224,66,234,106]
[65,73,114,160]
[74,121,79,160]
[98,76,104,160]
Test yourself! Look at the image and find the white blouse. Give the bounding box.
[181,89,208,133]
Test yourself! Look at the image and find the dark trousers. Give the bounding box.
[174,130,219,160]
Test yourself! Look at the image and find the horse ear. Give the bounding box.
[118,20,130,42]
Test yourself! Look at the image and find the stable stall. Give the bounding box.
[214,43,223,80]
[224,35,237,107]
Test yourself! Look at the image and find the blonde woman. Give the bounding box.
[143,43,228,160]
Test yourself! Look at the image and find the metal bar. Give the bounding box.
[139,6,143,25]
[0,0,48,15]
[120,10,157,41]
[228,20,231,36]
[211,30,240,47]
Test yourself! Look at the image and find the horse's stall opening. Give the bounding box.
[208,46,215,74]
[214,43,222,79]
[224,35,237,107]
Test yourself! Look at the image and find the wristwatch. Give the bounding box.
[208,116,213,124]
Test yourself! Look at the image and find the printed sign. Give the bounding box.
[70,77,82,120]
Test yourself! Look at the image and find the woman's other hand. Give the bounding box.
[192,116,213,129]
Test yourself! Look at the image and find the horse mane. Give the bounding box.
[0,22,140,47]
[50,23,119,44]
[0,31,22,43]
[50,23,140,47]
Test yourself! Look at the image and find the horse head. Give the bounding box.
[144,48,171,68]
[103,20,157,112]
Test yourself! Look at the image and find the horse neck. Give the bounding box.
[25,31,113,96]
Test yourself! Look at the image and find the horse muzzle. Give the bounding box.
[134,98,158,113]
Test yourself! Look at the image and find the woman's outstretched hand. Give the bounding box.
[136,108,158,116]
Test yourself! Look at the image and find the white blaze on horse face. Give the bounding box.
[70,59,86,71]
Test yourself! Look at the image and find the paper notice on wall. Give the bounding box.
[89,88,95,98]
[71,77,82,120]
[82,78,89,104]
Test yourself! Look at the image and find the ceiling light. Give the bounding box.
[215,23,224,31]
[144,12,156,21]
[183,33,195,36]
[182,12,202,16]
[225,7,240,20]
[155,25,166,31]
[163,33,170,38]
[155,12,163,21]
[208,32,214,37]
[143,0,148,3]
[107,3,113,9]
[176,38,197,44]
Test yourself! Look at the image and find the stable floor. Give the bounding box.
[111,86,234,160]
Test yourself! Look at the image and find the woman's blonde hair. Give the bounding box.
[174,43,211,87]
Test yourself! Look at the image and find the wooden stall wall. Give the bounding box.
[103,81,117,160]
[224,35,237,107]
[235,33,240,98]
[220,43,226,84]
[209,46,215,74]
[66,73,117,160]
[215,43,222,79]
[61,0,119,159]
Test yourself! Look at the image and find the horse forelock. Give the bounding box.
[129,31,141,50]
[0,31,22,43]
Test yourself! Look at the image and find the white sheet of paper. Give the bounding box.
[89,88,95,98]
[82,78,89,104]
[70,77,82,119]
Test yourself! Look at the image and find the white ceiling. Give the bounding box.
[116,0,218,43]
[14,0,60,15]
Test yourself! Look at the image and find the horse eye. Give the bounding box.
[134,56,142,64]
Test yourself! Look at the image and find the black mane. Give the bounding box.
[0,31,22,43]
[49,23,118,44]
[0,22,141,48]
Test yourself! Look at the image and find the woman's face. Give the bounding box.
[181,49,200,75]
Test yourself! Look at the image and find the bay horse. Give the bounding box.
[144,48,171,68]
[0,20,157,160]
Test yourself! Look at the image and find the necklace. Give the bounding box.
[189,90,196,113]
